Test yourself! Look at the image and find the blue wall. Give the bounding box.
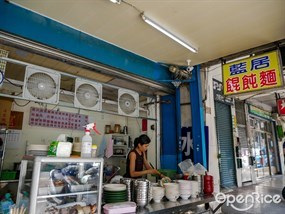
[160,94,177,169]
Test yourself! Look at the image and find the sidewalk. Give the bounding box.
[218,175,285,214]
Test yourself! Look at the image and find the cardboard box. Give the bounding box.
[0,98,12,129]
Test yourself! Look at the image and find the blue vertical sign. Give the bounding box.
[181,126,209,170]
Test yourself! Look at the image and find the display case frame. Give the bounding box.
[29,156,104,214]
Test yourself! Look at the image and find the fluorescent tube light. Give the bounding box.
[109,0,121,4]
[141,13,198,53]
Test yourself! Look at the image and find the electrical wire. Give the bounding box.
[51,104,59,110]
[13,99,30,107]
[122,0,143,13]
[136,118,142,131]
[4,77,22,88]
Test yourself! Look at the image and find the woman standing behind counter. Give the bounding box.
[124,134,164,179]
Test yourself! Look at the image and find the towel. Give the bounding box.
[98,136,107,158]
[105,138,113,158]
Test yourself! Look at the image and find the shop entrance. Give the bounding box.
[250,118,279,178]
[215,101,237,188]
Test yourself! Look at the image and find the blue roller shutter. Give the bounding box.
[215,101,237,188]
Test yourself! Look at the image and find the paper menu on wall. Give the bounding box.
[0,129,22,149]
[29,107,88,130]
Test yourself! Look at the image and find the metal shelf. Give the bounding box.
[36,190,99,199]
[0,179,31,183]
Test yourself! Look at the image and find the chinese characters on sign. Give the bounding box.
[277,99,285,116]
[213,79,233,105]
[222,51,283,95]
[29,107,88,130]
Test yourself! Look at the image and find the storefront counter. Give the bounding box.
[135,194,219,214]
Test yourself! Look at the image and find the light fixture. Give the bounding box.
[109,0,121,4]
[141,13,198,53]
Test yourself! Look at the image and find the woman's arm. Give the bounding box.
[129,152,158,178]
[143,152,152,170]
[143,152,164,178]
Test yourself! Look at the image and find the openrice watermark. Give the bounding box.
[215,192,282,211]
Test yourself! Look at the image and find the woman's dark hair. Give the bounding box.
[134,134,150,147]
[134,138,139,148]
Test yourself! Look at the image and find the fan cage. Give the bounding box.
[74,79,102,111]
[118,88,139,117]
[23,66,60,104]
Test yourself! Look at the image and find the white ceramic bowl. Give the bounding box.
[152,187,165,195]
[153,194,164,203]
[180,189,191,195]
[180,194,191,200]
[165,194,179,202]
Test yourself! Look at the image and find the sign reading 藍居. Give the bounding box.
[222,50,283,96]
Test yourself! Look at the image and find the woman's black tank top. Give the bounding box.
[124,149,144,178]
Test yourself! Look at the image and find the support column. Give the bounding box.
[176,87,182,171]
[189,65,207,168]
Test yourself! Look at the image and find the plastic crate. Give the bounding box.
[0,171,17,180]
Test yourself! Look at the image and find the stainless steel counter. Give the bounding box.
[136,195,216,214]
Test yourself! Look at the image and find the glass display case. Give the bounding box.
[16,156,34,205]
[29,157,104,214]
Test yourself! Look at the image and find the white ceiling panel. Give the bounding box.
[10,0,285,66]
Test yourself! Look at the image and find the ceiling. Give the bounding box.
[10,0,285,67]
[3,0,285,111]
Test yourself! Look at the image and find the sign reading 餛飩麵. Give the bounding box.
[222,50,283,96]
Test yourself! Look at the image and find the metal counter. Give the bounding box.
[136,194,217,214]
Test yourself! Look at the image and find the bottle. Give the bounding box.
[0,193,14,214]
[91,145,97,158]
[81,123,101,158]
[19,191,29,212]
[81,129,92,158]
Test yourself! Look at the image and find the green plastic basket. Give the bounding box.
[0,170,17,180]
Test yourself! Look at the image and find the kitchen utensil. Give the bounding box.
[105,125,111,134]
[120,177,135,201]
[134,178,150,207]
[159,176,172,187]
[123,126,128,134]
[114,124,121,133]
[104,166,121,183]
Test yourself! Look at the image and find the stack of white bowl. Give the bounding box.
[190,180,199,198]
[177,180,191,200]
[164,183,180,202]
[152,187,165,203]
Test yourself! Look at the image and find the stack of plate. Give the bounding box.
[104,184,128,203]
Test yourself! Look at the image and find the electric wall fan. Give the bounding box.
[118,88,139,117]
[74,78,102,111]
[23,66,61,104]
